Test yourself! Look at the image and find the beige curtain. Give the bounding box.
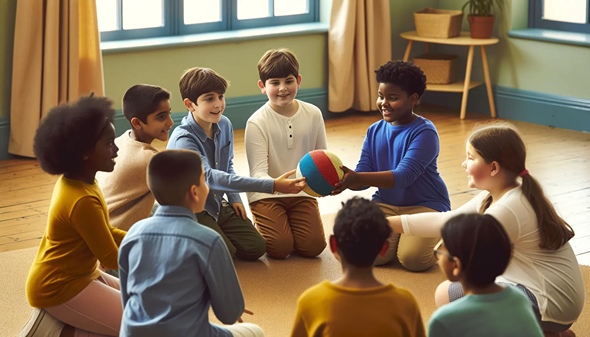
[328,0,392,113]
[9,0,104,157]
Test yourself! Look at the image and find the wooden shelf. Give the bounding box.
[426,81,482,93]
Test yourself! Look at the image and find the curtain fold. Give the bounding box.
[9,0,104,157]
[328,0,392,113]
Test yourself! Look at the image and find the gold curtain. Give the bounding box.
[9,0,104,157]
[328,0,392,113]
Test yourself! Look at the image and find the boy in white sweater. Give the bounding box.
[96,84,174,231]
[245,48,327,259]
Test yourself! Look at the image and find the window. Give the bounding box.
[529,0,590,33]
[97,0,319,41]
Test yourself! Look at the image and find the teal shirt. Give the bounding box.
[428,285,543,337]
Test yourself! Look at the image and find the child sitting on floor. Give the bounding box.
[428,213,543,337]
[290,197,426,337]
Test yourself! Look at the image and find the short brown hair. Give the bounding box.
[257,48,299,83]
[123,84,170,123]
[147,150,204,206]
[178,67,229,103]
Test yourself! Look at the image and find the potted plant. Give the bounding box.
[462,0,503,39]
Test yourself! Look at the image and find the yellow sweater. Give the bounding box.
[25,176,126,308]
[291,280,426,337]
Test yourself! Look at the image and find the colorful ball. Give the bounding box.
[296,150,345,197]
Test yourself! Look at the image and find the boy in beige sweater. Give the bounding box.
[96,84,174,231]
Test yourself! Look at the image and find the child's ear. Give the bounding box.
[378,241,389,257]
[490,161,500,176]
[451,257,462,278]
[257,80,266,94]
[183,98,194,111]
[130,117,143,130]
[297,74,302,87]
[409,93,420,105]
[329,235,338,253]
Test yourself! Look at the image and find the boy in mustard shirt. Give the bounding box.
[290,197,426,337]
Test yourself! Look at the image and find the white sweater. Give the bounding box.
[401,186,585,324]
[244,100,327,203]
[96,130,158,231]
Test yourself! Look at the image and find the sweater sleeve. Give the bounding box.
[290,297,308,337]
[70,196,122,269]
[245,121,273,180]
[391,128,440,189]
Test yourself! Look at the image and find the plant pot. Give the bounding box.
[467,15,495,39]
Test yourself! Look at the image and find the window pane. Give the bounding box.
[543,0,587,24]
[97,0,119,32]
[122,0,164,30]
[274,0,308,17]
[237,0,269,20]
[184,0,222,24]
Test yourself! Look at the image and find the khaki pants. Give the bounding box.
[250,197,326,259]
[375,203,440,271]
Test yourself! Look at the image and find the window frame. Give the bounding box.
[528,0,590,34]
[99,0,320,42]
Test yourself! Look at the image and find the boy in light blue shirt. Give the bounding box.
[118,149,264,337]
[167,67,305,261]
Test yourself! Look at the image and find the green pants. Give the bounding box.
[196,200,266,261]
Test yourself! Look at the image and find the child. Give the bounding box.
[118,149,264,337]
[245,48,327,259]
[388,124,584,336]
[333,60,450,271]
[428,213,543,337]
[290,197,426,337]
[167,67,305,261]
[19,95,125,336]
[96,84,174,231]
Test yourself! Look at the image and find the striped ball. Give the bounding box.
[296,150,344,197]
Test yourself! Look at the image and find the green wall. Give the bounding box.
[103,35,328,112]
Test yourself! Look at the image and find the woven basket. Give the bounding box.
[413,54,458,84]
[414,8,463,38]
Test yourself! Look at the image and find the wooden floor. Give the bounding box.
[1,105,589,265]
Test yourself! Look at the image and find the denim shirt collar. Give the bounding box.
[186,111,220,143]
[153,204,197,220]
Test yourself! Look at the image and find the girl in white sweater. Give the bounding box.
[387,124,584,337]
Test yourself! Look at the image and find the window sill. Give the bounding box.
[101,22,329,54]
[508,28,590,47]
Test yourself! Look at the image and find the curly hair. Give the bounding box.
[333,197,392,267]
[375,60,427,98]
[123,84,170,123]
[33,95,115,175]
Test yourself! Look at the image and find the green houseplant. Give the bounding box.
[462,0,503,38]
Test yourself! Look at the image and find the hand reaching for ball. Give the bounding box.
[273,169,307,194]
[331,166,361,195]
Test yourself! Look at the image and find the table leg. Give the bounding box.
[460,45,475,120]
[403,40,413,62]
[480,46,497,118]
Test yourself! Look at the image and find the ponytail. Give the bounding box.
[521,174,574,250]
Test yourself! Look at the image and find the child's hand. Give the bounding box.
[231,202,247,220]
[331,166,360,195]
[273,169,306,194]
[237,308,254,323]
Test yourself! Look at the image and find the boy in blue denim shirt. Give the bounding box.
[167,67,305,261]
[119,149,264,337]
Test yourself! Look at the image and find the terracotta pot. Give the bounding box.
[467,15,495,39]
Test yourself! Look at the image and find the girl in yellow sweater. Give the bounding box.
[19,95,126,337]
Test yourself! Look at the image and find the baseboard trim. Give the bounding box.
[420,85,590,132]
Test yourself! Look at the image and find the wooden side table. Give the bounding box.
[400,31,499,119]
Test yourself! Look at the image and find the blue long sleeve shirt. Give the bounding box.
[356,116,450,212]
[118,205,244,337]
[167,113,274,220]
